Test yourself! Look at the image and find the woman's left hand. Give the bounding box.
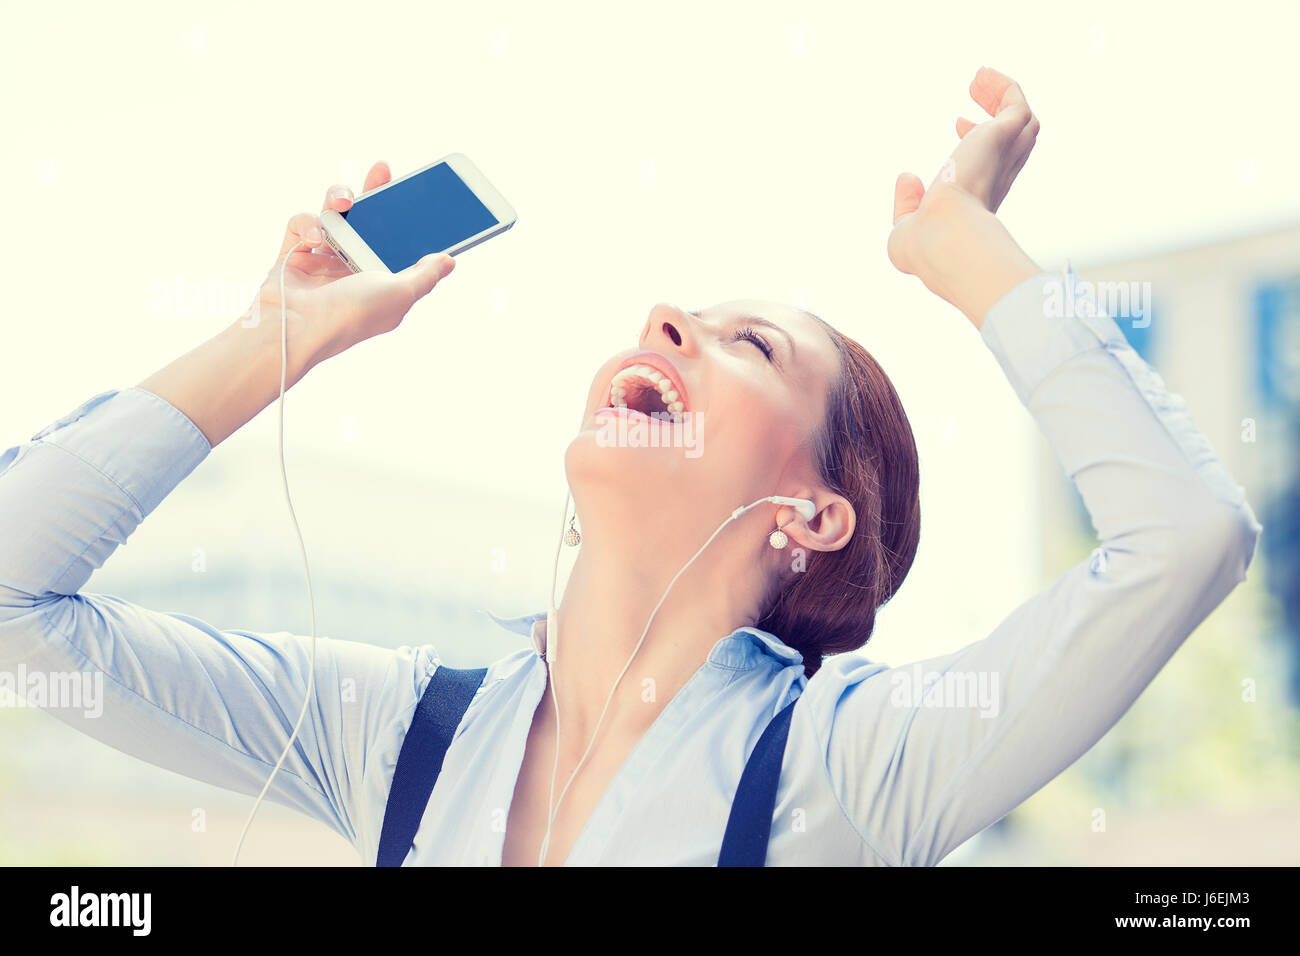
[944,67,1039,214]
[887,67,1043,328]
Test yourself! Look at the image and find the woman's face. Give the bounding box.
[567,300,845,529]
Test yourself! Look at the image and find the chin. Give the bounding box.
[564,412,708,505]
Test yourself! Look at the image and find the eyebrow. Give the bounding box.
[689,310,797,360]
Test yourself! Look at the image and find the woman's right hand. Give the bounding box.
[140,161,457,448]
[245,160,457,364]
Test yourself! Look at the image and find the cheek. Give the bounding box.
[710,384,803,460]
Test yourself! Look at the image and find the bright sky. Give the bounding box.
[3,0,1297,663]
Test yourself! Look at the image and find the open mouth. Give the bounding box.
[605,362,688,421]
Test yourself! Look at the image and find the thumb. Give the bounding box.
[400,252,456,301]
[892,173,925,225]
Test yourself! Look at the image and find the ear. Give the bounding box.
[780,492,855,553]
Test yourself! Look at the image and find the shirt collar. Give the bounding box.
[481,609,803,670]
[481,609,550,658]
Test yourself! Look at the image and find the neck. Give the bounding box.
[546,498,766,750]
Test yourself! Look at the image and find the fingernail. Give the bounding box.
[307,225,322,242]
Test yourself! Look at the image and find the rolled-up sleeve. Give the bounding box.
[805,269,1261,866]
[0,387,430,849]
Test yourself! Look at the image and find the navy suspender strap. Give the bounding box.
[717,696,798,867]
[377,666,798,867]
[376,665,488,867]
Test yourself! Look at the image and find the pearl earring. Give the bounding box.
[563,514,581,547]
[768,518,793,550]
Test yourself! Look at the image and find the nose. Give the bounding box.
[640,303,698,356]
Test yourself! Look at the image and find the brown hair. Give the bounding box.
[755,315,921,676]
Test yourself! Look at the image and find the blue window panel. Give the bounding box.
[1116,304,1156,364]
[1254,277,1300,410]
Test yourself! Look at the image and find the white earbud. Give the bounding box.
[766,496,816,522]
[733,496,815,523]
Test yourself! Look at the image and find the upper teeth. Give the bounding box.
[608,364,685,414]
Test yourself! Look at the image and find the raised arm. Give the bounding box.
[0,164,457,854]
[804,69,1261,865]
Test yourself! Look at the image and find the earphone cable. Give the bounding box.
[536,496,775,865]
[538,489,572,864]
[232,239,319,866]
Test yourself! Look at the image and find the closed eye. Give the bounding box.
[732,327,774,362]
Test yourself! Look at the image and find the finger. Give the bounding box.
[322,161,391,213]
[278,212,323,259]
[969,66,1031,125]
[1009,117,1040,166]
[362,160,391,193]
[955,116,976,138]
[986,120,1041,213]
[1002,117,1040,180]
[322,183,354,213]
[892,173,925,225]
[286,246,354,279]
[398,252,456,301]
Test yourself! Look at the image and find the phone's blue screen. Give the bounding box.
[341,162,498,271]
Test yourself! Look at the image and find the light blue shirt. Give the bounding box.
[0,269,1261,865]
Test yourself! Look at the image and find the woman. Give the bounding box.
[0,68,1260,866]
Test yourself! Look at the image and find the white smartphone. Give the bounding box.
[319,152,516,273]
